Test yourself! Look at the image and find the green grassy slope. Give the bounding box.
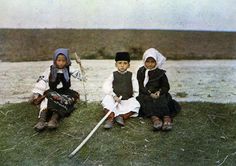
[0,102,236,165]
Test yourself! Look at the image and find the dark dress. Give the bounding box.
[136,66,180,118]
[45,67,79,117]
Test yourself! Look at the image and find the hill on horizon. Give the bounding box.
[0,29,236,61]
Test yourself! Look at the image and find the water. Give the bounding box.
[0,60,236,104]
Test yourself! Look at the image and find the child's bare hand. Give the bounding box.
[150,93,159,99]
[155,91,160,97]
[29,93,43,105]
[33,93,40,99]
[113,96,121,103]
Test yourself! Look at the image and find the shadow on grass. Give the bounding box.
[0,102,236,165]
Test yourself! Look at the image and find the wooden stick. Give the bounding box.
[74,52,88,104]
[68,97,122,158]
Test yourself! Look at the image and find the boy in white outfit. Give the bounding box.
[101,52,140,129]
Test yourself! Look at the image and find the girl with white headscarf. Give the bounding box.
[137,48,181,131]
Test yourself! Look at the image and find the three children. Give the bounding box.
[31,48,180,132]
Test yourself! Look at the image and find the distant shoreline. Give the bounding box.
[1,28,236,33]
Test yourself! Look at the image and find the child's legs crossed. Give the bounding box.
[101,95,116,111]
[126,97,140,117]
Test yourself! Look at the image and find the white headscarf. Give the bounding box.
[143,48,166,87]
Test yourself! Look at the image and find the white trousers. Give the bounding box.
[101,95,140,117]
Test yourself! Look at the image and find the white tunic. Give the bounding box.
[101,71,140,117]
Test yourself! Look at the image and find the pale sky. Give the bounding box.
[0,0,236,31]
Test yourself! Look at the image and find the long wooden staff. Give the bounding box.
[68,96,122,158]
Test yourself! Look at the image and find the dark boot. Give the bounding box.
[162,116,173,131]
[34,110,47,132]
[151,116,163,131]
[115,116,125,126]
[103,109,115,129]
[48,112,60,129]
[115,111,135,126]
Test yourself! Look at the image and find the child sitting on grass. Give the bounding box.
[101,52,140,129]
[137,48,181,131]
[30,48,81,132]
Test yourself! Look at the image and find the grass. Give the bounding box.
[0,102,236,165]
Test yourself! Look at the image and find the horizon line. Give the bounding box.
[0,27,236,33]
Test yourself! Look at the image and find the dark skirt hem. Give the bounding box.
[46,89,79,118]
[137,93,181,118]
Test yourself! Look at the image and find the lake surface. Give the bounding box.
[0,60,236,104]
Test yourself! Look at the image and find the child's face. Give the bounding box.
[115,61,130,72]
[55,54,67,69]
[145,57,157,69]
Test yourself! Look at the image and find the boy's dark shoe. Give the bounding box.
[115,116,125,126]
[103,111,115,129]
[48,112,60,129]
[103,120,114,129]
[34,110,47,132]
[115,112,135,126]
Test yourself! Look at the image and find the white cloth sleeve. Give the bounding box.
[132,73,139,97]
[39,67,50,82]
[102,74,116,97]
[70,67,82,80]
[32,68,50,95]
